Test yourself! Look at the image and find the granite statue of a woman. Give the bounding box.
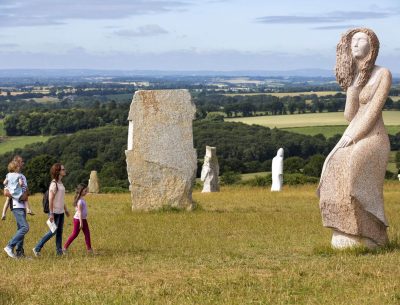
[318,28,391,249]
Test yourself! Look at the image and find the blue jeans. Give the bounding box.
[7,208,29,255]
[34,213,64,255]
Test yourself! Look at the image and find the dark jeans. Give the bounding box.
[7,208,29,255]
[34,213,65,255]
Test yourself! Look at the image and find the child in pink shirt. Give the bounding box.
[63,183,92,253]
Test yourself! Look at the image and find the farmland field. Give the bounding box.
[282,125,400,137]
[224,91,340,97]
[225,111,400,129]
[0,136,51,154]
[1,184,400,305]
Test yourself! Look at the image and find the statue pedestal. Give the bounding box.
[331,230,378,250]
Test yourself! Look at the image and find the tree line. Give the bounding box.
[194,92,400,119]
[1,121,398,193]
[4,101,129,136]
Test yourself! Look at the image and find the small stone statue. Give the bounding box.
[88,171,100,193]
[318,28,391,249]
[201,146,219,192]
[271,148,284,192]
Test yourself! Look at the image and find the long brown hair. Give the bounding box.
[335,27,379,90]
[50,163,63,181]
[73,183,87,207]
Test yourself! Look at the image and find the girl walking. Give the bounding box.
[63,183,92,253]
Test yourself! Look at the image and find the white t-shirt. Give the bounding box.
[49,180,65,214]
[11,174,27,209]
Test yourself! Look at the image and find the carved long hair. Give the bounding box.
[335,28,379,90]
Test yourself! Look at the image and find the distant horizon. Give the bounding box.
[0,0,398,71]
[0,68,399,79]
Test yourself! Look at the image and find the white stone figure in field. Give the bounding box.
[271,148,284,192]
[201,146,219,193]
[88,171,100,193]
[318,28,392,249]
[125,89,197,211]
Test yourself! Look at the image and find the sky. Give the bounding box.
[0,0,399,72]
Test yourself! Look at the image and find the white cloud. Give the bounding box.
[256,10,397,25]
[0,0,191,27]
[113,25,169,37]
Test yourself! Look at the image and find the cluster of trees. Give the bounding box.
[194,92,400,119]
[1,120,399,192]
[4,101,129,136]
[0,126,128,192]
[193,120,340,174]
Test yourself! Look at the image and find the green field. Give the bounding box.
[226,111,400,129]
[0,136,51,154]
[282,125,400,137]
[1,184,400,304]
[31,97,60,103]
[224,91,341,97]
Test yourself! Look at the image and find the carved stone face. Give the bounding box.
[351,32,370,60]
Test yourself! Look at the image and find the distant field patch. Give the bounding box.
[226,111,400,128]
[31,97,60,103]
[0,120,4,137]
[391,96,400,102]
[0,136,51,154]
[283,125,400,137]
[224,91,340,97]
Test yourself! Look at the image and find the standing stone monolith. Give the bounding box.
[88,170,100,193]
[271,148,284,192]
[125,90,197,211]
[201,146,219,193]
[318,28,391,249]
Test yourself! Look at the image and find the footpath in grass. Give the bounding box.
[1,183,400,305]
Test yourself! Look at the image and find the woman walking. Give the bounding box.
[33,163,70,256]
[3,156,30,258]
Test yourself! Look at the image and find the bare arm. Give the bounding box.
[344,86,360,122]
[78,201,83,229]
[49,183,55,222]
[346,69,392,143]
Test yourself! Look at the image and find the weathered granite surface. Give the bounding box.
[125,90,197,210]
[88,170,100,193]
[271,148,284,192]
[201,146,219,193]
[318,28,391,249]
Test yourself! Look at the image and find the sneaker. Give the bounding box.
[87,249,94,255]
[62,248,67,254]
[1,215,5,220]
[32,248,41,257]
[27,209,35,216]
[4,246,16,258]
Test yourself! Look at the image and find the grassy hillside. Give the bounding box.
[0,120,51,154]
[0,135,51,155]
[1,184,399,304]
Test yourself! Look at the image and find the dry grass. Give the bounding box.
[1,184,400,304]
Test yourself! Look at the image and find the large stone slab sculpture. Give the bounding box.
[125,90,197,210]
[88,170,100,193]
[201,146,219,193]
[318,28,391,249]
[271,148,284,192]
